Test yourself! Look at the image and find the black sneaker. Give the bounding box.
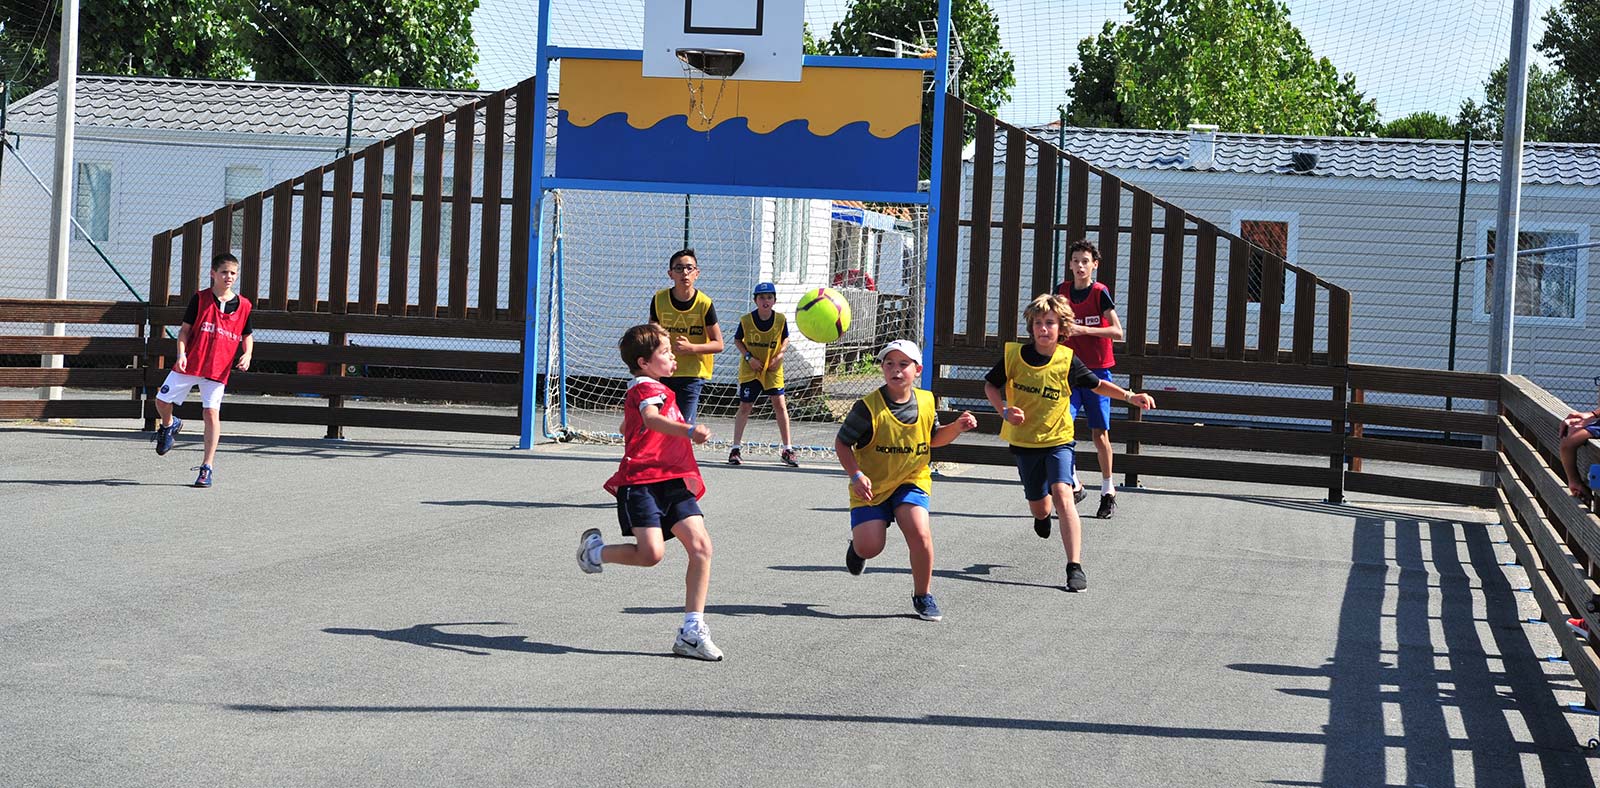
[1096,493,1117,519]
[727,447,742,466]
[1033,516,1052,539]
[1073,484,1087,504]
[779,447,799,468]
[1066,562,1088,592]
[845,542,865,575]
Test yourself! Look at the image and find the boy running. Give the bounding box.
[836,340,978,621]
[151,253,254,488]
[1056,239,1126,518]
[649,249,724,425]
[578,323,723,661]
[728,282,798,467]
[984,294,1154,591]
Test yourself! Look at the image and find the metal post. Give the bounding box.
[1445,129,1470,439]
[1484,0,1532,478]
[1053,103,1065,286]
[519,0,554,449]
[338,93,355,159]
[0,79,11,202]
[44,0,81,401]
[919,0,953,389]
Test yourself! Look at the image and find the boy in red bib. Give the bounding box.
[152,253,253,488]
[1056,239,1126,519]
[577,323,723,661]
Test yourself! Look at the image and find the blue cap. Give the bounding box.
[753,282,777,297]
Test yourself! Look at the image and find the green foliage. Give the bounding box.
[241,0,478,89]
[1535,0,1600,141]
[1379,111,1459,140]
[1456,60,1581,143]
[1064,0,1379,136]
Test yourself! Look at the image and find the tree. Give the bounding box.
[1456,60,1577,142]
[1379,111,1459,140]
[2,0,248,97]
[1537,0,1600,141]
[241,0,478,89]
[824,0,1016,145]
[1064,0,1378,136]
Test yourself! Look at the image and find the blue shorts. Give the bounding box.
[661,377,705,425]
[615,479,702,542]
[850,483,930,528]
[1011,444,1077,502]
[1070,368,1114,431]
[1587,424,1600,439]
[737,379,785,403]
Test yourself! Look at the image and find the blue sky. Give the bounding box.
[470,0,1555,127]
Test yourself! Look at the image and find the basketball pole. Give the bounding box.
[920,0,954,389]
[519,0,555,450]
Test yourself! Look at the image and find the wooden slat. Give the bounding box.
[1293,273,1317,365]
[933,378,1341,422]
[211,206,232,261]
[1191,223,1216,359]
[419,117,446,318]
[218,371,518,403]
[389,130,415,317]
[1257,253,1284,362]
[1224,236,1249,360]
[932,444,1335,489]
[1328,287,1351,368]
[1501,416,1600,564]
[0,400,140,420]
[1348,401,1499,435]
[1498,456,1600,654]
[996,127,1026,343]
[150,401,518,434]
[1114,420,1340,455]
[448,106,476,319]
[329,157,354,314]
[239,195,262,302]
[1116,353,1346,386]
[1097,174,1120,297]
[0,367,144,387]
[0,336,144,355]
[1348,364,1501,400]
[1065,158,1088,243]
[180,218,204,304]
[0,299,146,325]
[1343,471,1496,507]
[1345,436,1496,471]
[479,94,505,322]
[148,306,523,339]
[1030,145,1057,297]
[1124,190,1152,355]
[358,141,385,314]
[297,168,323,313]
[965,112,995,345]
[149,232,173,307]
[269,180,293,311]
[164,341,520,371]
[508,80,534,322]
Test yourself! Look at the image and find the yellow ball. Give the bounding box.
[795,287,853,344]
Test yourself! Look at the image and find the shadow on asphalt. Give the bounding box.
[0,478,140,486]
[621,602,912,621]
[1229,515,1599,785]
[321,622,670,659]
[422,500,614,510]
[769,562,1063,591]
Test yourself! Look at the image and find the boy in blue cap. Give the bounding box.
[728,282,798,467]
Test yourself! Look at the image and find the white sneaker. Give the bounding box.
[576,528,604,574]
[672,627,724,661]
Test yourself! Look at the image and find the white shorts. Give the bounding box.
[156,371,226,410]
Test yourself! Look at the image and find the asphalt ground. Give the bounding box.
[3,420,1598,786]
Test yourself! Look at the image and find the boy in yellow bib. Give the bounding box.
[983,294,1155,592]
[648,248,725,424]
[835,340,978,621]
[728,282,798,467]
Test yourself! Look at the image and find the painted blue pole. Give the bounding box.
[518,0,555,449]
[921,0,954,388]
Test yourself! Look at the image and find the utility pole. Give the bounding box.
[1484,0,1532,478]
[44,0,81,401]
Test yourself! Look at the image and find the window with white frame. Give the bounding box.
[772,198,809,283]
[74,163,112,243]
[224,165,264,245]
[1482,227,1585,322]
[1239,218,1290,304]
[381,173,454,259]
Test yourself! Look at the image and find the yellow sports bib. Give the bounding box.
[1000,342,1077,447]
[738,311,786,388]
[653,288,715,379]
[850,388,936,507]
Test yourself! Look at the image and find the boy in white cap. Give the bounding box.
[834,339,977,621]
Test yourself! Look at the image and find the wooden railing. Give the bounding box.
[0,299,148,421]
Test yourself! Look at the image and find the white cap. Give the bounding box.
[877,339,923,366]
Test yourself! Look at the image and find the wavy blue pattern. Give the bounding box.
[556,111,920,192]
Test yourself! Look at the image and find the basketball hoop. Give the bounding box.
[676,47,744,129]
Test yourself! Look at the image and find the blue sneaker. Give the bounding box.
[192,464,213,488]
[912,593,943,622]
[154,417,182,456]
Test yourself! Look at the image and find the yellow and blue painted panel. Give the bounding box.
[556,58,923,192]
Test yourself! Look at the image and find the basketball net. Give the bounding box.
[680,62,731,132]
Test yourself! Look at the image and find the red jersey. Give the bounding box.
[186,290,252,383]
[1056,280,1115,370]
[603,378,706,498]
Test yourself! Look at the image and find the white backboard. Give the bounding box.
[643,0,804,82]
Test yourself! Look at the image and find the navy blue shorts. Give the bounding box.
[615,478,702,542]
[737,379,785,403]
[1070,368,1114,431]
[850,483,930,527]
[1011,444,1077,502]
